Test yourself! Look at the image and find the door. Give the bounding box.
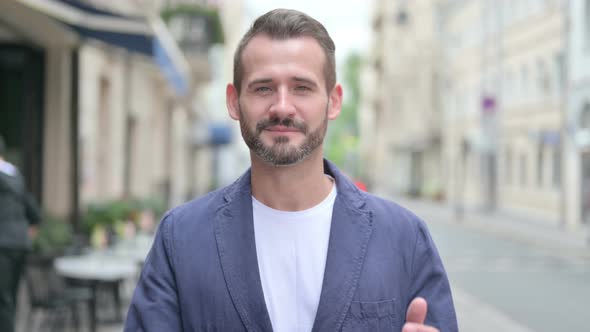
[0,44,45,203]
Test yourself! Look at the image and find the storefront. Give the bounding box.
[0,0,191,226]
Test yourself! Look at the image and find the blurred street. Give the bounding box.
[395,197,590,332]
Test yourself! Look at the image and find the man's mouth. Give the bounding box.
[265,125,300,133]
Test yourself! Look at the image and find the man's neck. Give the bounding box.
[250,151,333,211]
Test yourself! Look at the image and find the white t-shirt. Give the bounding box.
[252,182,337,332]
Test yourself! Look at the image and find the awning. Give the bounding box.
[151,18,191,97]
[17,0,191,96]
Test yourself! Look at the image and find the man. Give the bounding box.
[125,9,457,332]
[0,135,41,332]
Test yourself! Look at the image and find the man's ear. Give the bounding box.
[226,84,240,120]
[328,84,343,120]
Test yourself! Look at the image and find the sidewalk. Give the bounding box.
[390,195,590,258]
[451,287,534,332]
[389,195,590,332]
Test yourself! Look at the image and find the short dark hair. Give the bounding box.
[0,135,5,156]
[233,8,336,95]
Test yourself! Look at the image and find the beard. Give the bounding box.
[238,104,328,167]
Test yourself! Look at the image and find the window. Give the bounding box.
[374,58,382,72]
[537,59,550,96]
[97,76,112,197]
[520,153,527,187]
[581,103,590,129]
[553,149,562,188]
[537,144,544,187]
[372,14,383,31]
[521,64,529,102]
[505,147,512,185]
[554,52,565,98]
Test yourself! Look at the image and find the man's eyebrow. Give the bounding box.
[247,78,273,88]
[292,76,318,87]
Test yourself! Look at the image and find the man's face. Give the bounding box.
[227,34,342,166]
[238,103,328,166]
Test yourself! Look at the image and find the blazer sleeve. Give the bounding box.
[125,213,183,331]
[407,220,459,332]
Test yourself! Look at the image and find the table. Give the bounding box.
[106,233,153,265]
[55,254,137,281]
[54,253,138,332]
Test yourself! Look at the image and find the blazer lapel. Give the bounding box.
[215,171,273,332]
[312,161,374,332]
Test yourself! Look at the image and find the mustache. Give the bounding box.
[256,117,308,134]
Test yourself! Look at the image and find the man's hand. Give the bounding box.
[402,297,440,332]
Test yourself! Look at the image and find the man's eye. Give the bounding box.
[255,87,272,93]
[295,86,311,91]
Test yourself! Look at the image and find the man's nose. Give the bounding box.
[269,87,296,117]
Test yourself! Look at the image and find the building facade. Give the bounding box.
[441,0,567,223]
[0,1,80,218]
[565,0,590,230]
[361,0,445,199]
[362,0,579,229]
[0,0,216,226]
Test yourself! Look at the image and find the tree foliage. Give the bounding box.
[325,53,363,177]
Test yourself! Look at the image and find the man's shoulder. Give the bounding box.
[158,170,250,236]
[165,187,227,224]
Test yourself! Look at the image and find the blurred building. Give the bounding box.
[0,0,223,226]
[440,0,494,213]
[78,0,224,206]
[205,0,251,187]
[0,1,73,219]
[440,0,567,223]
[360,0,445,199]
[362,0,582,229]
[565,0,590,230]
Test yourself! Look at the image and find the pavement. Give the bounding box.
[389,195,590,332]
[389,195,590,258]
[451,287,534,332]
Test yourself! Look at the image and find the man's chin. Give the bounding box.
[265,155,308,167]
[254,147,307,167]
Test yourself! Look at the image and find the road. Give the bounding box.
[424,215,590,332]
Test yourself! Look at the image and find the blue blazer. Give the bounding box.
[125,160,458,332]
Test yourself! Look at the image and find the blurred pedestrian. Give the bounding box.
[126,9,457,332]
[0,135,41,332]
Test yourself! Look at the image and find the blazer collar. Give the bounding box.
[312,160,373,331]
[219,159,368,209]
[215,160,373,332]
[215,169,273,332]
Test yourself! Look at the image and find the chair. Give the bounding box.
[24,255,94,332]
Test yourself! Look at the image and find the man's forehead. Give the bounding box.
[240,35,325,74]
[241,34,324,59]
[246,76,319,87]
